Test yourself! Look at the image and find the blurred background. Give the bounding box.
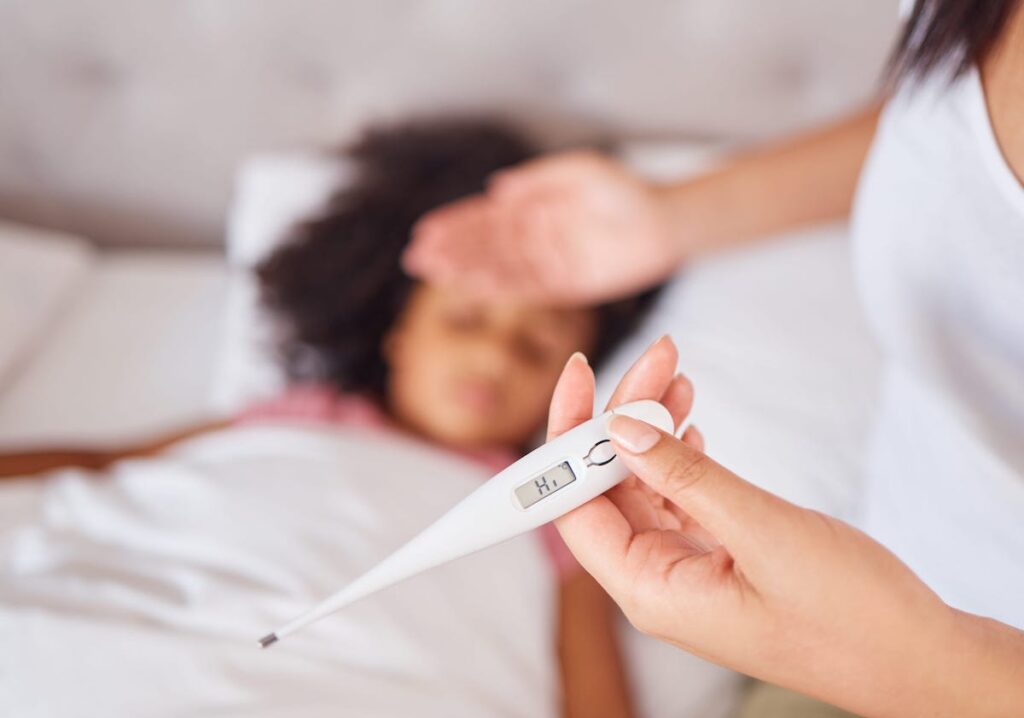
[1,0,896,248]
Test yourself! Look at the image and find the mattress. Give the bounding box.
[0,249,228,447]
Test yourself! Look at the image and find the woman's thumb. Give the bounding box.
[606,414,792,555]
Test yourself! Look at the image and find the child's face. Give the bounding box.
[383,283,597,449]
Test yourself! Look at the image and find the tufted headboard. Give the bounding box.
[0,0,899,247]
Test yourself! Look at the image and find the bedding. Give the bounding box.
[0,422,738,717]
[0,221,95,395]
[210,153,348,413]
[0,424,557,717]
[0,251,227,447]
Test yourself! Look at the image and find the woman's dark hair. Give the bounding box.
[888,0,1018,82]
[257,119,661,400]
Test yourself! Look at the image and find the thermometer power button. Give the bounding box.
[584,439,616,467]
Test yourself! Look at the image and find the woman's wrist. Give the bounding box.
[649,164,769,263]
[650,175,721,263]
[645,101,883,265]
[877,603,1024,718]
[937,608,1024,717]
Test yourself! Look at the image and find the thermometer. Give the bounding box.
[258,398,673,648]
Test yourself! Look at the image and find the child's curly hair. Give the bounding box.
[257,118,662,402]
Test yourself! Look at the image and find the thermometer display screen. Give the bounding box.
[514,461,577,509]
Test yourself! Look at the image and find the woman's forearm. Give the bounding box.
[657,100,884,258]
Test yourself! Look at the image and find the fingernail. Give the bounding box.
[568,351,589,366]
[608,414,661,453]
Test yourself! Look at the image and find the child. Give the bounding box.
[0,119,661,718]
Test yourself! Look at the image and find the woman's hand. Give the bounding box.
[403,151,683,305]
[403,106,886,306]
[548,337,1024,718]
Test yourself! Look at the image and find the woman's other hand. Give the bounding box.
[548,337,1024,718]
[403,151,682,306]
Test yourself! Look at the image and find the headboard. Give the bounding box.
[0,0,899,247]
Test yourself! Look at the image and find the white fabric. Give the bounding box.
[0,423,738,717]
[0,425,557,717]
[210,154,348,413]
[0,221,94,395]
[0,251,227,447]
[850,66,1024,628]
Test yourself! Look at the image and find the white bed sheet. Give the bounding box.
[0,425,559,717]
[0,423,738,718]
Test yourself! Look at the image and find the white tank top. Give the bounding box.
[850,65,1024,628]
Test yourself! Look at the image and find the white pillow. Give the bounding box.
[209,152,351,412]
[0,221,95,395]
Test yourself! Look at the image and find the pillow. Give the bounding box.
[0,221,95,395]
[208,152,351,412]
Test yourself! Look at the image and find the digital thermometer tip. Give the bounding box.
[258,633,279,649]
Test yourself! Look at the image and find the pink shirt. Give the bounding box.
[237,384,581,581]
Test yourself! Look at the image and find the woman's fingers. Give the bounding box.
[660,373,694,433]
[554,493,637,597]
[547,352,596,441]
[682,425,704,451]
[607,416,796,568]
[405,198,511,283]
[549,336,714,591]
[487,151,596,201]
[547,351,636,591]
[604,334,679,411]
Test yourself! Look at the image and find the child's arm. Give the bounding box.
[557,568,636,718]
[0,418,231,479]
